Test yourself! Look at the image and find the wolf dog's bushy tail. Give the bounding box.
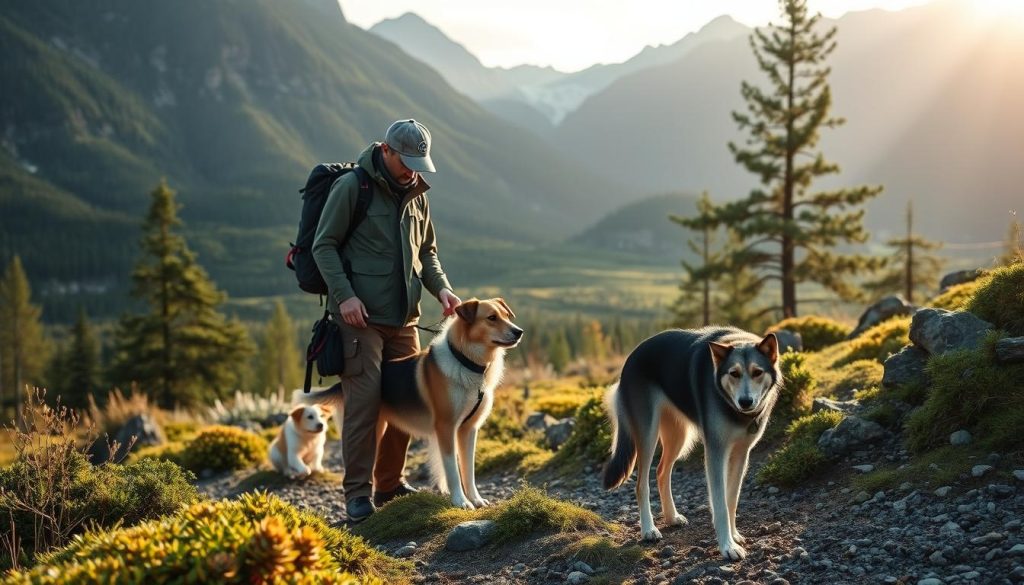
[602,382,637,489]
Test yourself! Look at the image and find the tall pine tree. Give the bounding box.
[702,0,883,317]
[54,308,102,411]
[256,300,302,394]
[671,192,716,327]
[866,201,943,304]
[110,181,253,408]
[0,256,49,420]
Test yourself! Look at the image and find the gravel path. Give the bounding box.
[198,436,1024,585]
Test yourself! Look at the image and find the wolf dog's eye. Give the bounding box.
[752,369,763,377]
[487,315,497,322]
[729,371,741,379]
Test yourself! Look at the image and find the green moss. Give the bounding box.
[352,492,454,543]
[19,492,405,584]
[905,335,1024,453]
[475,438,551,476]
[560,535,645,585]
[769,316,851,351]
[816,359,884,397]
[757,411,843,487]
[546,396,612,473]
[863,402,902,430]
[834,317,911,367]
[767,352,816,436]
[966,262,1024,335]
[851,446,982,493]
[927,280,983,311]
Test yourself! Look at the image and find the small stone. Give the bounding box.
[768,486,780,495]
[446,520,497,552]
[969,532,1005,545]
[394,545,416,558]
[853,491,871,504]
[573,561,594,575]
[917,579,944,585]
[950,430,973,446]
[935,486,952,497]
[566,571,589,585]
[929,550,948,565]
[853,464,875,473]
[961,572,980,580]
[1014,470,1024,482]
[659,545,675,558]
[972,465,994,478]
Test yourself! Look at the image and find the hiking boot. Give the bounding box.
[373,481,419,507]
[346,496,376,523]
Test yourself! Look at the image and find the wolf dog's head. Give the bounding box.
[709,333,780,415]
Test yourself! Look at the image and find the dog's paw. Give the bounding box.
[471,496,491,508]
[732,531,746,545]
[641,527,663,542]
[719,541,747,561]
[450,495,475,510]
[665,513,689,526]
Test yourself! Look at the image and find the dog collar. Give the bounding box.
[447,340,487,374]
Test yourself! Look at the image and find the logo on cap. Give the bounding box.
[417,140,428,154]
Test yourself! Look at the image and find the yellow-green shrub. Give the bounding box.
[162,421,200,443]
[546,396,612,470]
[905,334,1024,453]
[768,352,816,435]
[475,438,550,476]
[816,359,884,397]
[11,492,404,584]
[833,317,911,367]
[758,411,844,487]
[927,280,983,311]
[529,387,596,419]
[966,262,1024,335]
[179,425,267,473]
[769,316,851,351]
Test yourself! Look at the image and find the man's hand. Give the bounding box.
[438,288,461,317]
[339,297,369,328]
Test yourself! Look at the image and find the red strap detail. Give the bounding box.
[285,246,298,269]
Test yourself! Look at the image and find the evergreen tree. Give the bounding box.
[60,308,102,410]
[547,329,571,374]
[671,192,717,327]
[0,256,49,420]
[256,300,302,393]
[109,181,254,408]
[579,320,609,362]
[698,0,883,317]
[866,201,944,304]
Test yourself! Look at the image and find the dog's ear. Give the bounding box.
[317,404,333,419]
[494,297,516,319]
[290,405,306,425]
[709,341,733,366]
[757,333,779,363]
[455,298,480,323]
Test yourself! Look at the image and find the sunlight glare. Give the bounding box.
[972,0,1024,23]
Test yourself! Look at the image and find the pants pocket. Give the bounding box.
[340,336,364,378]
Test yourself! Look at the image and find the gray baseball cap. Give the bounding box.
[384,119,436,173]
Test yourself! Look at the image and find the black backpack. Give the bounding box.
[285,163,373,295]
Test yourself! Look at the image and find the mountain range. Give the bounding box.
[0,0,629,318]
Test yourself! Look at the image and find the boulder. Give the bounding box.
[91,413,165,464]
[545,418,576,450]
[909,308,993,355]
[525,411,558,432]
[849,296,915,339]
[995,337,1024,364]
[882,345,929,389]
[939,269,984,291]
[446,520,496,551]
[949,430,973,446]
[772,329,803,354]
[817,416,887,458]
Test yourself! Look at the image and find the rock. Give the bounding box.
[572,561,594,575]
[940,269,984,291]
[853,491,871,504]
[818,416,888,458]
[91,413,166,464]
[772,329,803,353]
[970,532,1005,545]
[909,308,993,356]
[950,430,973,446]
[1009,544,1024,556]
[972,465,994,478]
[850,295,915,339]
[917,579,944,585]
[929,550,948,565]
[882,345,929,389]
[934,486,952,497]
[545,418,576,449]
[394,545,416,558]
[566,571,589,584]
[1015,470,1024,482]
[996,337,1024,364]
[525,411,558,431]
[852,464,875,473]
[812,397,859,414]
[446,520,496,552]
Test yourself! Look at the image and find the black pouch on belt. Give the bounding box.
[304,310,345,392]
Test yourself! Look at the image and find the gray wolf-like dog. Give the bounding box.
[603,327,781,560]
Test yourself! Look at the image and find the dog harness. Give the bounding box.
[440,340,486,425]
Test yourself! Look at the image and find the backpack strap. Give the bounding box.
[340,166,373,249]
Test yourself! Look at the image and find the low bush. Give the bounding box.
[832,317,911,367]
[927,280,983,311]
[816,359,884,398]
[905,334,1024,453]
[529,386,597,419]
[767,352,816,435]
[206,389,292,429]
[11,492,405,584]
[757,411,844,487]
[966,262,1024,335]
[179,425,267,473]
[546,396,612,471]
[475,438,550,476]
[769,316,851,351]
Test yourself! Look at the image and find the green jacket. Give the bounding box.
[312,143,452,327]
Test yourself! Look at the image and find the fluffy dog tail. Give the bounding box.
[602,382,637,490]
[292,383,345,437]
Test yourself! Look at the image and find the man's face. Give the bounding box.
[381,143,418,186]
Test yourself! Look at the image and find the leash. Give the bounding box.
[414,317,447,335]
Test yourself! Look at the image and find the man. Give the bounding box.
[313,119,460,522]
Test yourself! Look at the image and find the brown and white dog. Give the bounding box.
[295,298,523,509]
[268,404,332,479]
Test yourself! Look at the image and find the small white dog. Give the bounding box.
[268,404,332,479]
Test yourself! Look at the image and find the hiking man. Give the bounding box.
[312,119,460,521]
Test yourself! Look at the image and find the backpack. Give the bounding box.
[285,163,373,295]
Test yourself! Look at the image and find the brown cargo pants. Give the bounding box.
[337,322,419,501]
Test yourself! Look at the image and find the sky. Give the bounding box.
[339,0,933,72]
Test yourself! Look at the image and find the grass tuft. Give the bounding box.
[758,411,844,487]
[769,316,851,351]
